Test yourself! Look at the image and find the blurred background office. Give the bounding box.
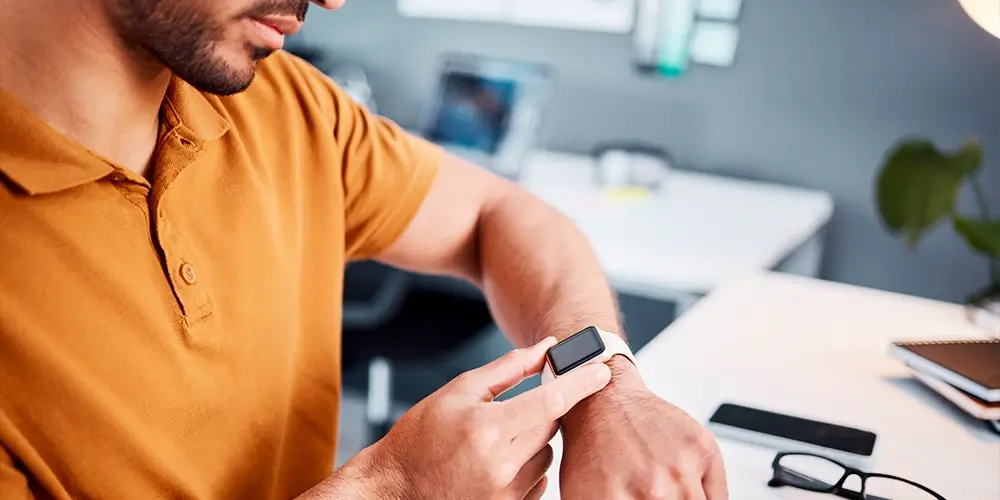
[285,0,999,463]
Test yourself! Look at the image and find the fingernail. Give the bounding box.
[540,336,557,347]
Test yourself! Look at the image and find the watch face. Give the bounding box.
[547,326,606,376]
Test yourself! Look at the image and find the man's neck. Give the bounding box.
[0,0,171,176]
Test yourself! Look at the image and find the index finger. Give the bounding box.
[496,362,612,435]
[454,337,558,401]
[703,446,728,500]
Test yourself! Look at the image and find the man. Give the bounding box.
[0,0,727,498]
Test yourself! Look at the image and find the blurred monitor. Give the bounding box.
[419,54,555,178]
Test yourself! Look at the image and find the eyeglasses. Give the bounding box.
[768,452,947,500]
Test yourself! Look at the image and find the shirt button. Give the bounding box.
[180,263,198,285]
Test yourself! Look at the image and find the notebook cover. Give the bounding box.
[892,340,1000,392]
[909,365,1000,420]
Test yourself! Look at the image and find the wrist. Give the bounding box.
[561,356,646,429]
[356,441,410,500]
[604,355,644,393]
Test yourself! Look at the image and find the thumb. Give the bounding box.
[455,336,558,401]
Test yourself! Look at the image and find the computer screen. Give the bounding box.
[426,73,518,155]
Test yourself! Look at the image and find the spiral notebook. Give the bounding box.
[888,339,1000,402]
[909,365,1000,420]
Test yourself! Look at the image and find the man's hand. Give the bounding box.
[326,337,612,500]
[559,357,728,499]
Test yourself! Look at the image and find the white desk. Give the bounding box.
[520,151,834,310]
[543,272,1000,499]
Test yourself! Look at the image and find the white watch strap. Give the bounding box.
[541,329,636,384]
[597,330,637,366]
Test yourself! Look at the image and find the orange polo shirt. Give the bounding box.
[0,51,442,499]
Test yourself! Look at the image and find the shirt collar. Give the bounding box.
[161,76,231,145]
[0,86,114,195]
[0,76,230,196]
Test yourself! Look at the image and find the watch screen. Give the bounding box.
[547,327,605,376]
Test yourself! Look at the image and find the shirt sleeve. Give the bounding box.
[284,54,444,262]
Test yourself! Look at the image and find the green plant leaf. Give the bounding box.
[951,137,983,176]
[953,216,1000,258]
[876,139,966,246]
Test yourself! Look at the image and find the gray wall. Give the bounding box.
[302,0,1000,302]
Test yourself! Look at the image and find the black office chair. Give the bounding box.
[342,261,494,445]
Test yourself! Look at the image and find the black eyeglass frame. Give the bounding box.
[768,452,947,500]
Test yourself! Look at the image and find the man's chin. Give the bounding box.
[179,68,256,96]
[250,46,276,62]
[170,44,278,95]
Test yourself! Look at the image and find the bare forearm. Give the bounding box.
[477,191,620,347]
[476,190,649,426]
[375,154,623,353]
[295,447,404,500]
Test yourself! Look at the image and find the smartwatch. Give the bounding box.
[541,326,636,384]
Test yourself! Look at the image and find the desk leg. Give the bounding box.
[366,357,393,446]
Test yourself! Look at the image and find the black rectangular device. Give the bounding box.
[708,403,877,458]
[547,327,605,376]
